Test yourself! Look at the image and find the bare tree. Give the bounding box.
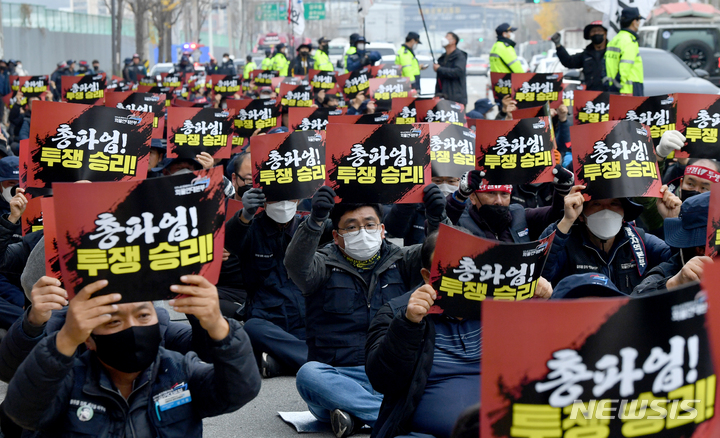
[127,0,153,61]
[151,0,183,62]
[195,0,213,44]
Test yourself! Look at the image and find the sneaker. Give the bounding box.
[260,352,283,378]
[331,409,361,438]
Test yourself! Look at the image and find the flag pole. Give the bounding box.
[416,0,435,63]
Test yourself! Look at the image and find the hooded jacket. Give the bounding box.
[434,48,468,105]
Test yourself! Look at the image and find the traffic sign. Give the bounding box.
[305,3,326,20]
[255,2,288,21]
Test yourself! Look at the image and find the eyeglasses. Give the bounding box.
[338,223,381,236]
[235,174,253,185]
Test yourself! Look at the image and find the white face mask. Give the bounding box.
[1,185,12,203]
[341,229,382,261]
[265,200,297,224]
[223,57,229,63]
[438,183,458,198]
[357,43,366,51]
[585,209,623,240]
[440,37,450,48]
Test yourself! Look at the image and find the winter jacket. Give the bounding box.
[540,221,672,294]
[434,49,468,105]
[557,43,606,91]
[632,252,682,296]
[284,219,424,367]
[365,291,435,438]
[347,50,382,73]
[4,319,261,438]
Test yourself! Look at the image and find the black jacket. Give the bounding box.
[556,43,606,92]
[632,252,682,296]
[434,49,468,105]
[289,55,315,76]
[365,291,435,438]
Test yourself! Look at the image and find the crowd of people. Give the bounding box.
[0,12,712,438]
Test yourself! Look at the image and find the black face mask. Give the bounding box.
[591,34,605,45]
[235,184,251,197]
[681,189,700,202]
[320,45,328,52]
[91,323,161,373]
[478,204,512,232]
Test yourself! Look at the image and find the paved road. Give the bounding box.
[466,74,489,109]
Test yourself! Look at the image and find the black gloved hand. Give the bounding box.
[423,184,446,220]
[552,164,574,194]
[550,32,562,47]
[311,186,336,223]
[241,188,266,221]
[457,170,485,200]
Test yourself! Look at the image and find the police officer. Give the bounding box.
[551,21,607,91]
[605,7,644,96]
[261,49,274,70]
[243,55,257,79]
[271,43,290,77]
[346,36,382,73]
[396,31,427,89]
[343,33,361,72]
[218,53,237,76]
[490,23,525,73]
[314,37,334,71]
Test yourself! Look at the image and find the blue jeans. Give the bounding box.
[243,317,308,373]
[296,361,383,427]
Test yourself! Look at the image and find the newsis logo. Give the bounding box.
[567,399,701,421]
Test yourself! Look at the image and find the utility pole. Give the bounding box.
[111,0,118,76]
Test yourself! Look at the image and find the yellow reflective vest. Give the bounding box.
[243,61,257,79]
[261,57,274,70]
[271,53,289,77]
[489,40,525,73]
[396,44,420,84]
[605,29,643,96]
[313,50,334,71]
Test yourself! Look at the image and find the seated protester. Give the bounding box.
[4,275,261,437]
[224,186,332,378]
[347,91,369,115]
[285,185,447,437]
[360,99,377,115]
[146,139,167,177]
[154,155,235,198]
[674,157,718,201]
[446,167,573,242]
[540,186,675,294]
[633,192,713,296]
[465,98,495,120]
[365,230,552,438]
[550,273,628,299]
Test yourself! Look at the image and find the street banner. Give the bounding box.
[370,64,402,78]
[25,101,154,188]
[705,186,720,257]
[571,120,662,200]
[42,197,60,281]
[21,195,44,236]
[511,72,563,109]
[308,69,337,90]
[368,77,412,112]
[475,117,555,185]
[574,90,611,125]
[610,94,677,147]
[389,97,418,124]
[326,123,430,203]
[289,107,344,131]
[61,73,106,105]
[430,224,554,319]
[415,97,467,126]
[429,123,476,178]
[280,81,314,108]
[491,72,512,103]
[227,98,282,153]
[562,82,585,108]
[254,70,279,86]
[208,74,241,98]
[167,107,235,159]
[481,279,718,437]
[53,167,225,302]
[338,67,371,100]
[104,92,167,139]
[328,113,391,125]
[252,130,326,201]
[676,93,720,159]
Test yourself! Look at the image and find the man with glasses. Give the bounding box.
[285,184,447,437]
